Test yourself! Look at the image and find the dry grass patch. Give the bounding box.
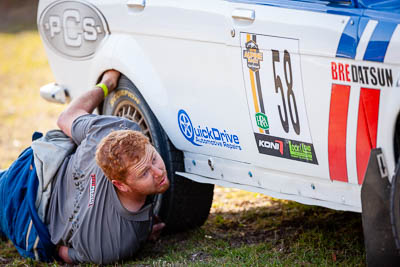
[0,31,64,169]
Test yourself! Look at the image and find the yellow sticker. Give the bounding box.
[110,90,140,106]
[243,40,263,72]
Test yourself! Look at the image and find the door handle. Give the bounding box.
[127,0,146,8]
[232,9,255,21]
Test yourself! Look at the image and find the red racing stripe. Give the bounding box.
[356,88,380,185]
[328,84,351,182]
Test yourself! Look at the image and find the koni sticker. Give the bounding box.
[241,33,318,164]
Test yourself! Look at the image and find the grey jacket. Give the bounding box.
[31,130,76,222]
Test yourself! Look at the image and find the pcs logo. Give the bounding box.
[177,109,242,151]
[39,0,109,59]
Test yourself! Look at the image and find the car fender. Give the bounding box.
[109,34,176,138]
[378,77,400,180]
[40,33,116,101]
[110,34,169,107]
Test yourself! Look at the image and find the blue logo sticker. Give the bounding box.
[177,109,242,150]
[178,109,199,146]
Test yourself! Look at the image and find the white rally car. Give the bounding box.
[37,0,400,264]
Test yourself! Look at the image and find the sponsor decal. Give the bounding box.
[255,133,317,164]
[88,174,96,207]
[244,34,269,135]
[258,138,283,155]
[288,141,313,161]
[178,109,242,150]
[38,1,109,59]
[255,112,269,130]
[242,33,318,164]
[243,40,264,71]
[331,61,393,87]
[110,90,140,106]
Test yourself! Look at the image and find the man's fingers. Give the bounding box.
[102,69,120,79]
[58,246,73,264]
[100,70,121,92]
[152,222,165,233]
[149,222,165,241]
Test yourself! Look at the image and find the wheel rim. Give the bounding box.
[112,99,163,214]
[113,100,153,143]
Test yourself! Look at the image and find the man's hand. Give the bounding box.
[99,70,120,95]
[58,245,73,264]
[57,69,121,138]
[149,216,165,241]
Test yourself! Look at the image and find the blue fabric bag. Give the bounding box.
[0,134,55,261]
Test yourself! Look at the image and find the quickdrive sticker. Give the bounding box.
[241,33,318,164]
[178,109,242,151]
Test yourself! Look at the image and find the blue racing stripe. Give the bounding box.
[336,16,359,59]
[363,21,398,62]
[358,18,369,40]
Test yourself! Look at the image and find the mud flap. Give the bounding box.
[391,154,400,252]
[361,148,400,266]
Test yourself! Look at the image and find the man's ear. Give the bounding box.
[112,179,129,192]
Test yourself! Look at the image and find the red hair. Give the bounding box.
[95,130,150,181]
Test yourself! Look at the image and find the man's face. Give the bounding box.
[123,144,170,196]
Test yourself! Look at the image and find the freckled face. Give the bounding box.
[124,144,170,196]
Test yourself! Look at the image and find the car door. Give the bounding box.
[226,0,366,185]
[356,1,400,184]
[100,0,254,158]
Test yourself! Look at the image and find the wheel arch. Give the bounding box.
[377,87,400,180]
[109,34,171,128]
[101,71,214,232]
[387,101,400,178]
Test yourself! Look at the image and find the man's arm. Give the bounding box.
[57,70,120,138]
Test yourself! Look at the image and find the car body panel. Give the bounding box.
[37,0,400,212]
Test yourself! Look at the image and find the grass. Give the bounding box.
[130,188,365,266]
[0,31,64,169]
[0,29,366,266]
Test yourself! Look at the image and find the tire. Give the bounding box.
[102,75,214,232]
[391,118,400,248]
[391,160,400,249]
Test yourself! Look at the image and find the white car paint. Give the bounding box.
[37,0,400,212]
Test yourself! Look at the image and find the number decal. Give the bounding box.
[242,33,318,164]
[272,50,300,135]
[272,50,289,133]
[284,50,300,135]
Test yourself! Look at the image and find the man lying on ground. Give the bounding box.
[0,70,169,264]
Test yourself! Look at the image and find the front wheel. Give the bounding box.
[102,75,214,232]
